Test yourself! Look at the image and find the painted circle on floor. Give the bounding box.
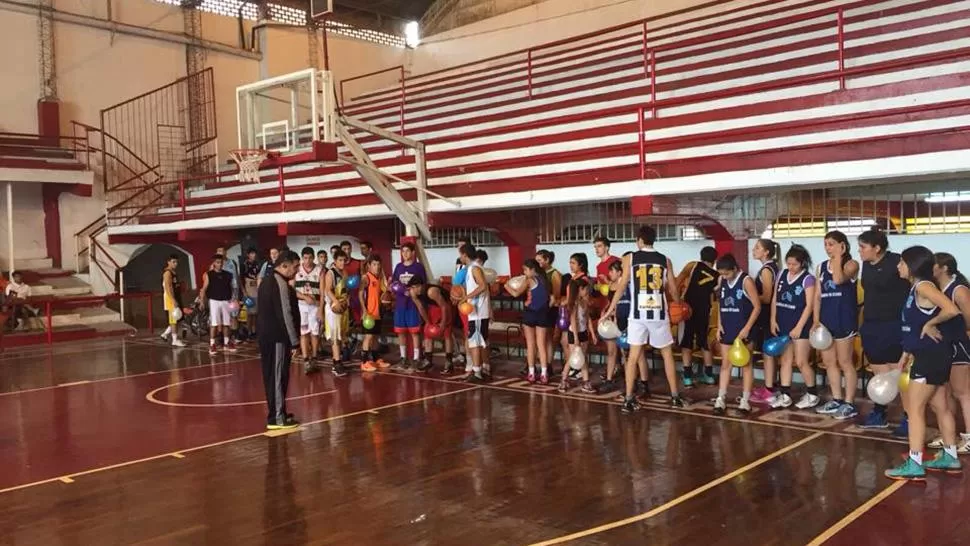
[145,373,335,407]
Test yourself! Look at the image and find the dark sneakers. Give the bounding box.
[267,415,300,430]
[332,362,348,377]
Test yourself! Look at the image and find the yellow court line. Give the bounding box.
[0,385,479,495]
[375,370,909,446]
[805,480,905,546]
[144,373,337,408]
[527,432,825,546]
[0,358,257,398]
[58,477,74,484]
[170,453,185,459]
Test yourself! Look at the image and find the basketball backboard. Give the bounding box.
[235,68,338,152]
[311,0,334,20]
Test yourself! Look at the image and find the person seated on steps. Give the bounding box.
[5,271,39,331]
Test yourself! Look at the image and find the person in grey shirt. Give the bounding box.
[257,250,301,430]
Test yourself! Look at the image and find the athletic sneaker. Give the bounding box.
[924,451,962,474]
[860,411,890,429]
[417,358,433,373]
[713,396,726,416]
[581,382,595,394]
[816,400,842,415]
[769,392,793,409]
[892,416,909,439]
[466,373,485,384]
[597,379,616,394]
[267,416,300,430]
[795,393,820,410]
[398,359,413,372]
[557,381,568,393]
[209,343,218,355]
[682,376,694,388]
[332,362,348,377]
[226,340,238,353]
[442,362,455,375]
[738,397,752,414]
[670,396,686,408]
[304,360,319,374]
[621,398,640,414]
[540,373,549,385]
[527,373,536,384]
[749,386,774,404]
[160,332,171,342]
[361,361,377,372]
[959,438,970,455]
[171,338,186,348]
[376,359,391,369]
[699,372,716,385]
[884,458,926,482]
[833,403,859,420]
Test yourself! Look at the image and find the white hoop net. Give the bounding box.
[229,149,270,183]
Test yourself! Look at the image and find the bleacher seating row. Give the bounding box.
[121,0,970,228]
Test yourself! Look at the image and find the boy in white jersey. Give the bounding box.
[457,243,491,383]
[605,226,686,413]
[324,250,351,378]
[293,247,323,373]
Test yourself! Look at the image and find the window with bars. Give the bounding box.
[155,0,405,48]
[536,202,707,244]
[392,223,504,248]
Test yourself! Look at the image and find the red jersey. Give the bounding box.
[595,255,620,284]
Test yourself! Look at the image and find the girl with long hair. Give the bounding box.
[886,246,961,481]
[814,231,861,419]
[560,253,589,381]
[507,259,552,384]
[770,244,819,409]
[560,277,596,393]
[536,249,562,373]
[930,252,970,454]
[750,238,781,403]
[713,254,761,415]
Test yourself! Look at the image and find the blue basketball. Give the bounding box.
[244,297,255,309]
[346,275,360,289]
[763,335,791,357]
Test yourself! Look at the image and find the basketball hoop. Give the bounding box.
[229,148,271,183]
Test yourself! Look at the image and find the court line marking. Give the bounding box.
[145,374,337,408]
[372,370,909,446]
[0,385,479,495]
[170,453,186,459]
[805,480,906,546]
[124,337,261,358]
[527,432,825,546]
[0,358,259,398]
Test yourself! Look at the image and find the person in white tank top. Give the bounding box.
[458,245,491,382]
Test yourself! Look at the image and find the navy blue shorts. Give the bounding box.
[778,317,811,340]
[860,320,903,365]
[953,339,970,366]
[911,344,953,386]
[523,308,550,328]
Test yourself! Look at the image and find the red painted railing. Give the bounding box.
[0,292,154,348]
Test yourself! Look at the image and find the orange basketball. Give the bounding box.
[450,285,466,303]
[459,301,474,316]
[668,301,692,324]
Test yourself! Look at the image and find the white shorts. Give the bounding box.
[209,299,232,327]
[627,320,674,349]
[299,301,320,336]
[325,305,345,342]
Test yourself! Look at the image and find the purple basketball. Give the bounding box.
[390,281,406,295]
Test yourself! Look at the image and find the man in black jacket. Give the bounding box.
[257,250,302,430]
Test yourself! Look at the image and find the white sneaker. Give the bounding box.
[713,396,726,414]
[795,393,821,410]
[160,332,170,341]
[738,398,751,413]
[769,393,793,409]
[927,436,945,449]
[958,436,970,455]
[171,338,186,348]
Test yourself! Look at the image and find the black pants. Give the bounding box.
[260,339,292,424]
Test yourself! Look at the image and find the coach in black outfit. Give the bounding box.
[257,250,302,430]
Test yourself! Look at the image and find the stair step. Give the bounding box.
[9,258,53,270]
[30,276,92,297]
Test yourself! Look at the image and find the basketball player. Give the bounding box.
[242,247,261,339]
[323,250,351,377]
[677,247,718,386]
[200,254,237,355]
[392,242,427,370]
[408,278,453,372]
[359,255,389,372]
[458,243,491,382]
[160,254,186,347]
[449,237,471,371]
[293,247,323,373]
[605,226,685,413]
[258,247,281,287]
[215,245,242,342]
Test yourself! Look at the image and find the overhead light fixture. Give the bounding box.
[925,192,970,203]
[405,21,420,48]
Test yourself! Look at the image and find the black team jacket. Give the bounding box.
[256,270,301,347]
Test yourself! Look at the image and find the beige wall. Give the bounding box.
[410,0,753,75]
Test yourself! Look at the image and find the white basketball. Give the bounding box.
[507,275,526,292]
[597,319,620,340]
[483,268,498,283]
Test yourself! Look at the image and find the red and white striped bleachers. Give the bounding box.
[122,0,970,231]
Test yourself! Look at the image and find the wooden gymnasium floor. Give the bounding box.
[1,336,968,545]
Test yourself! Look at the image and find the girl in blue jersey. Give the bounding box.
[713,254,761,415]
[931,253,970,454]
[813,231,861,420]
[770,245,820,410]
[507,259,552,384]
[750,238,781,403]
[886,246,961,481]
